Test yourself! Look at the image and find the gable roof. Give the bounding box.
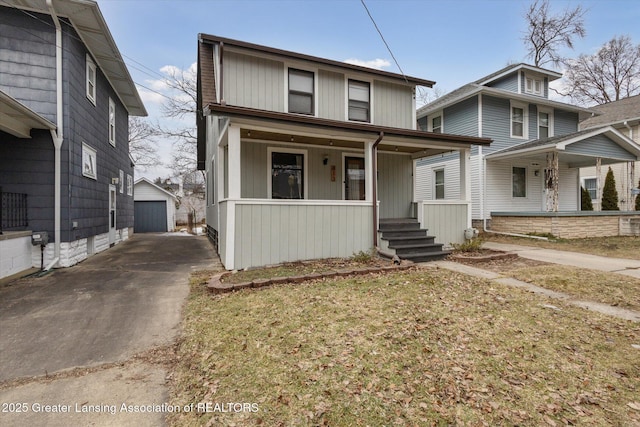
[485,126,640,162]
[134,177,178,200]
[474,63,563,86]
[580,95,640,129]
[4,0,146,116]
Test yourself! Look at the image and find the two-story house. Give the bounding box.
[416,64,640,237]
[579,95,640,211]
[196,34,490,270]
[0,0,147,279]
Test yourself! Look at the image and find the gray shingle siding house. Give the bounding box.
[0,0,146,277]
[416,64,640,227]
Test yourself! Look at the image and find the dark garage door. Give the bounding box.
[135,201,167,232]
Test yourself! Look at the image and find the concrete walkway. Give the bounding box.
[430,242,640,322]
[482,241,640,279]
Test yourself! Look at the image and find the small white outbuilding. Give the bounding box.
[133,178,177,233]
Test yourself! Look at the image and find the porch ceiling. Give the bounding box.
[490,150,632,169]
[239,127,457,156]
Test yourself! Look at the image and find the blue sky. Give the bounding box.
[94,0,640,178]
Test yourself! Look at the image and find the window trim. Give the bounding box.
[537,106,554,139]
[524,74,543,96]
[341,153,366,200]
[86,54,96,105]
[434,168,445,200]
[286,67,316,116]
[82,142,97,180]
[430,115,442,133]
[267,146,308,199]
[582,176,597,201]
[510,101,528,139]
[346,76,373,123]
[512,166,527,198]
[119,169,124,193]
[127,174,133,196]
[108,97,116,146]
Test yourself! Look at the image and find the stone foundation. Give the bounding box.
[490,212,640,239]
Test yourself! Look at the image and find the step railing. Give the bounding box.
[0,187,28,234]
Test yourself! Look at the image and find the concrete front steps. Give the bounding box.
[378,218,450,262]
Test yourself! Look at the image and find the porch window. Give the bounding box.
[584,178,597,200]
[348,80,370,122]
[512,166,526,198]
[271,151,304,199]
[432,116,442,133]
[511,103,527,139]
[434,169,445,199]
[288,68,314,115]
[86,54,96,105]
[109,98,116,146]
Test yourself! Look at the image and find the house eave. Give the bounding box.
[0,90,57,138]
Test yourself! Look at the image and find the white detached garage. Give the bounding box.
[134,178,177,233]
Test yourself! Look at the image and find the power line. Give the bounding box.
[360,0,408,84]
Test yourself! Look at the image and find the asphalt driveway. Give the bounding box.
[0,233,216,382]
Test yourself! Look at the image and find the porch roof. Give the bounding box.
[206,103,491,157]
[485,126,640,167]
[0,90,56,138]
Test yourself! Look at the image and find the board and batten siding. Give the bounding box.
[223,51,284,112]
[419,201,469,246]
[0,7,56,123]
[318,69,345,121]
[377,153,413,218]
[232,202,372,269]
[373,81,413,129]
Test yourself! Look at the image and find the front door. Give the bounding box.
[345,156,366,200]
[109,184,116,245]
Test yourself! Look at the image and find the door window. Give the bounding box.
[345,157,365,200]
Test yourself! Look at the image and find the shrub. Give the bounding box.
[452,238,483,252]
[581,186,593,211]
[601,167,619,211]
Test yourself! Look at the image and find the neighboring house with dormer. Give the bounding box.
[196,34,490,270]
[416,63,640,234]
[0,0,146,279]
[579,95,640,211]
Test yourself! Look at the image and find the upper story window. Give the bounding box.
[538,107,553,139]
[432,116,442,133]
[288,68,314,115]
[348,80,370,122]
[86,55,96,105]
[108,98,116,146]
[525,75,543,96]
[511,102,528,139]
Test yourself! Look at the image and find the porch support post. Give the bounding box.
[595,157,602,211]
[545,151,559,212]
[227,125,241,199]
[628,161,636,211]
[459,148,471,227]
[364,140,374,202]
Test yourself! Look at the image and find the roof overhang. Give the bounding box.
[485,126,640,167]
[5,0,147,116]
[0,90,56,138]
[477,64,563,86]
[206,103,491,158]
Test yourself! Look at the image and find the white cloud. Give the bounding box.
[137,85,165,105]
[343,58,391,70]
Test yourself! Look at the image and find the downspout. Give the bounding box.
[372,132,384,249]
[47,0,62,267]
[219,42,225,105]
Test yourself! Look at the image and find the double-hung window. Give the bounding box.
[511,103,527,139]
[348,79,370,122]
[583,178,597,200]
[86,55,96,105]
[512,167,527,198]
[434,169,445,199]
[288,68,314,115]
[432,116,442,133]
[108,98,116,146]
[538,107,553,139]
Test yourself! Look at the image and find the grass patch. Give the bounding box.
[221,256,388,284]
[484,234,640,260]
[168,268,640,426]
[507,265,640,312]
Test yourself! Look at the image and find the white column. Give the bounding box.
[459,148,471,201]
[227,125,241,199]
[364,140,374,202]
[595,157,602,211]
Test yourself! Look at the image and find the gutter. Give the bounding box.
[47,0,63,266]
[372,132,384,248]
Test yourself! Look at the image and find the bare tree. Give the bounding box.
[416,86,445,108]
[128,116,160,170]
[564,35,640,105]
[523,0,586,68]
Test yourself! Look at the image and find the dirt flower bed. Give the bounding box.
[168,268,640,427]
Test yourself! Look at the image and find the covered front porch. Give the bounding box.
[210,108,488,270]
[484,126,640,238]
